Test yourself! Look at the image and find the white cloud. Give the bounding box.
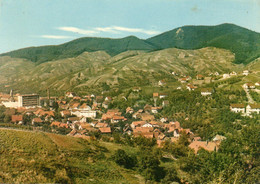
[57,26,160,36]
[95,27,119,34]
[58,27,98,35]
[110,26,160,35]
[41,35,73,39]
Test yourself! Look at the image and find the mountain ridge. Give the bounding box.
[1,23,259,65]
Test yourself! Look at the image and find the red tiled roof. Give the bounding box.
[12,115,23,122]
[51,121,61,127]
[133,127,153,133]
[112,116,125,120]
[33,118,43,123]
[132,121,146,127]
[189,141,218,154]
[99,127,111,133]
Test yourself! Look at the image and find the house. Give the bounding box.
[105,96,112,101]
[73,110,96,118]
[111,116,125,123]
[204,77,212,84]
[223,74,230,79]
[214,72,219,76]
[243,70,249,76]
[159,93,167,99]
[151,107,162,114]
[99,127,111,134]
[243,83,255,89]
[178,77,189,83]
[126,107,134,114]
[101,114,113,121]
[66,92,76,98]
[95,122,108,128]
[196,74,204,80]
[32,117,43,125]
[150,121,163,127]
[255,82,260,86]
[51,121,62,127]
[160,117,168,123]
[144,104,152,111]
[59,123,69,128]
[189,141,218,154]
[123,124,132,135]
[60,110,71,117]
[11,115,23,124]
[141,122,153,128]
[230,104,245,113]
[230,71,237,76]
[133,132,154,139]
[186,84,197,91]
[158,80,166,86]
[79,123,92,130]
[151,107,158,114]
[246,104,260,115]
[162,100,169,107]
[153,93,159,99]
[132,87,141,92]
[140,113,155,121]
[68,117,81,123]
[201,88,213,96]
[78,103,91,111]
[134,127,154,133]
[131,121,146,129]
[102,101,109,109]
[212,135,226,142]
[177,86,182,90]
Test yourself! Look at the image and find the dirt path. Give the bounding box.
[242,86,255,104]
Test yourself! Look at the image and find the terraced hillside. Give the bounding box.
[0,47,245,94]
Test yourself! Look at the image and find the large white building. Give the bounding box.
[18,94,40,107]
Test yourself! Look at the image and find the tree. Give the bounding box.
[112,149,136,169]
[138,151,163,181]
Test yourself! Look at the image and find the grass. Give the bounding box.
[0,129,145,183]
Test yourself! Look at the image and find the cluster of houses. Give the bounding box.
[0,90,226,154]
[243,82,260,90]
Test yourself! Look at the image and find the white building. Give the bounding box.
[242,70,249,76]
[201,88,212,96]
[243,83,255,89]
[2,101,19,108]
[71,110,96,118]
[246,104,260,115]
[18,94,40,108]
[230,104,245,113]
[223,74,230,79]
[142,123,153,128]
[230,71,237,76]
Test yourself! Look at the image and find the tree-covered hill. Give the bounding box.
[1,23,259,65]
[147,23,260,64]
[0,36,156,64]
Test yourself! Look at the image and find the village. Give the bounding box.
[0,69,259,155]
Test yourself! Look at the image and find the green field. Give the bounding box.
[0,129,145,184]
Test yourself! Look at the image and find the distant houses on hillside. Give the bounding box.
[230,103,260,115]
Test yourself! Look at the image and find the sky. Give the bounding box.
[0,0,259,54]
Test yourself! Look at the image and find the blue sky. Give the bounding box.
[0,0,259,53]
